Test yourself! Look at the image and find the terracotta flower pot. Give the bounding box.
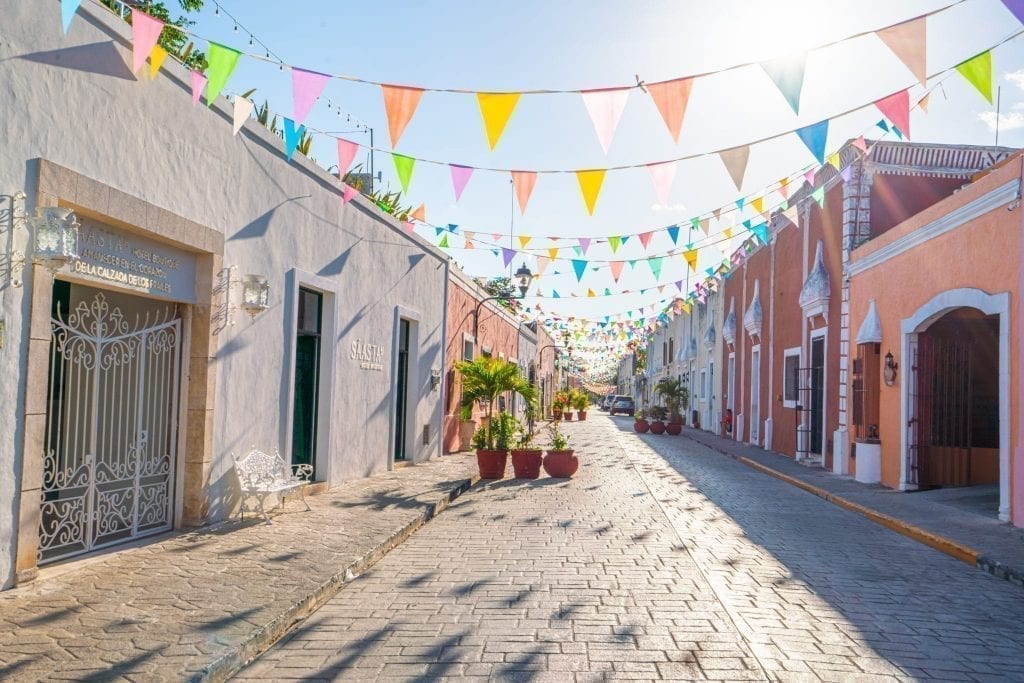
[458,419,476,451]
[634,419,649,433]
[563,413,574,421]
[476,449,508,479]
[666,422,682,436]
[577,411,587,421]
[510,449,543,479]
[649,421,666,435]
[552,411,563,421]
[543,450,579,478]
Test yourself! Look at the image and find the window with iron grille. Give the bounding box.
[853,343,881,442]
[783,347,800,408]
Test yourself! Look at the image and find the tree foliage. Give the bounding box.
[102,0,208,71]
[473,277,520,313]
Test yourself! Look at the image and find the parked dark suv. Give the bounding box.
[609,395,635,416]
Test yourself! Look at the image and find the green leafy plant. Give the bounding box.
[255,100,279,135]
[547,422,570,451]
[458,403,473,421]
[492,412,518,452]
[470,425,489,450]
[570,389,588,411]
[456,357,536,449]
[654,377,689,422]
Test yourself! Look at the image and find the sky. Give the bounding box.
[180,0,1024,375]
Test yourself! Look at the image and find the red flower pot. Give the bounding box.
[666,422,682,436]
[476,449,508,479]
[649,421,666,434]
[634,419,650,433]
[552,411,563,421]
[510,449,543,479]
[563,413,574,421]
[543,450,579,478]
[577,411,587,421]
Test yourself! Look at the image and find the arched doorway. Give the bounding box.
[902,289,1009,520]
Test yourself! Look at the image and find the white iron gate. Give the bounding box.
[39,293,181,564]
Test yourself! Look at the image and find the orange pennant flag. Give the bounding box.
[477,92,521,149]
[410,204,426,222]
[917,93,930,113]
[381,84,425,147]
[464,231,475,249]
[535,256,550,276]
[576,169,606,215]
[877,17,927,87]
[512,171,537,214]
[647,77,695,143]
[609,260,625,282]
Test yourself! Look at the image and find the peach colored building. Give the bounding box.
[848,152,1023,526]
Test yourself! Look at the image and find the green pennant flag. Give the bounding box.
[205,43,242,107]
[811,186,825,207]
[573,246,582,257]
[955,50,993,104]
[628,259,638,269]
[392,153,415,193]
[608,236,622,253]
[647,256,663,281]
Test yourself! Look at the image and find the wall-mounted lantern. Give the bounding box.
[240,274,270,320]
[3,193,81,287]
[430,368,441,391]
[883,350,898,386]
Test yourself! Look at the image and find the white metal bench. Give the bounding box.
[232,447,313,524]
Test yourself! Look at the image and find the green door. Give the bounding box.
[291,288,322,476]
[393,319,410,461]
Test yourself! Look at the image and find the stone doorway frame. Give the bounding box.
[15,160,223,584]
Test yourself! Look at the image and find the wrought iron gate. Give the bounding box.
[795,366,824,461]
[40,293,181,564]
[910,335,971,488]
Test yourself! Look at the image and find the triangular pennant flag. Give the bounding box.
[587,289,596,298]
[777,177,790,200]
[410,204,426,222]
[501,248,516,268]
[190,70,207,107]
[852,135,867,152]
[795,120,828,163]
[337,139,359,177]
[751,195,765,215]
[282,118,305,160]
[205,43,241,107]
[877,17,927,87]
[674,280,684,292]
[438,234,449,249]
[804,167,817,185]
[646,161,677,205]
[647,257,663,281]
[638,232,654,250]
[536,255,550,276]
[751,222,769,244]
[464,231,475,249]
[917,93,930,113]
[840,165,853,183]
[518,235,531,249]
[875,89,911,139]
[609,260,625,282]
[723,227,733,239]
[955,50,993,104]
[700,219,710,235]
[131,11,164,75]
[572,259,587,282]
[548,247,559,260]
[477,92,521,150]
[877,119,890,133]
[647,77,694,142]
[759,53,807,114]
[667,225,680,244]
[827,152,842,170]
[683,250,698,272]
[812,186,825,207]
[291,68,330,125]
[511,171,537,214]
[578,237,591,255]
[392,153,415,193]
[381,85,424,147]
[608,235,622,254]
[576,169,606,215]
[342,185,359,204]
[449,165,474,202]
[232,97,254,136]
[403,221,415,233]
[148,45,169,79]
[719,145,750,191]
[61,0,83,33]
[573,246,582,257]
[1002,0,1024,23]
[552,290,560,298]
[581,88,630,154]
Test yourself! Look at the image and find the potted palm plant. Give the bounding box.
[542,421,578,477]
[457,356,536,479]
[654,378,689,436]
[510,411,543,479]
[648,405,668,434]
[634,408,650,433]
[571,389,589,421]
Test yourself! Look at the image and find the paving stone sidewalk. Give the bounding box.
[679,428,1024,585]
[0,454,478,681]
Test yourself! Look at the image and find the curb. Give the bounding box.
[195,473,480,683]
[680,433,1024,586]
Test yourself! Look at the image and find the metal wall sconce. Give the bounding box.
[3,192,81,287]
[240,274,270,320]
[883,350,898,386]
[212,267,271,333]
[430,368,441,391]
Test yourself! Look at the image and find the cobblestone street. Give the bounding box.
[242,415,1024,681]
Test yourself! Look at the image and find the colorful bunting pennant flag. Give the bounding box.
[877,17,927,86]
[548,247,559,260]
[875,89,911,139]
[795,120,828,163]
[647,257,663,281]
[1002,0,1024,23]
[667,225,680,244]
[342,185,359,204]
[578,237,591,254]
[477,92,521,150]
[148,45,168,79]
[683,249,698,272]
[638,231,654,250]
[131,11,164,75]
[536,255,551,275]
[646,161,677,205]
[812,186,826,207]
[852,135,867,152]
[61,0,82,33]
[190,70,207,106]
[337,139,359,177]
[719,145,750,191]
[232,96,254,136]
[381,85,424,147]
[609,260,625,282]
[282,118,305,160]
[581,88,630,154]
[518,235,532,249]
[205,43,242,107]
[647,77,694,142]
[608,236,622,254]
[751,195,765,215]
[291,68,331,125]
[438,234,449,248]
[955,50,993,103]
[392,153,415,193]
[511,171,537,213]
[777,177,790,199]
[450,164,474,202]
[576,169,606,215]
[751,222,769,244]
[572,259,588,282]
[917,93,930,113]
[410,204,426,222]
[501,247,517,267]
[759,52,807,114]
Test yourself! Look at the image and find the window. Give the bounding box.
[668,338,675,364]
[853,343,881,442]
[699,370,707,399]
[662,341,668,366]
[481,346,492,358]
[462,336,475,361]
[783,347,801,408]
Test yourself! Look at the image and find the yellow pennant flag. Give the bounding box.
[683,249,698,272]
[751,195,764,215]
[680,301,691,314]
[148,45,169,79]
[576,169,606,215]
[723,227,733,239]
[548,247,559,260]
[587,289,596,298]
[518,235,531,249]
[827,152,842,170]
[477,92,521,150]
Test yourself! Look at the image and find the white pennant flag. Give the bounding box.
[646,160,677,205]
[581,88,630,154]
[232,97,255,136]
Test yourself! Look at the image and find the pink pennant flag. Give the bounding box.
[875,89,911,139]
[852,136,867,152]
[450,165,474,202]
[402,221,415,233]
[341,185,359,204]
[803,167,817,186]
[131,11,164,75]
[190,70,207,107]
[336,138,359,177]
[609,261,625,282]
[536,255,551,276]
[581,88,630,154]
[646,161,677,205]
[638,232,654,250]
[578,237,591,255]
[511,171,537,213]
[291,67,331,126]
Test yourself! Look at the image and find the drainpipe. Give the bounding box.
[439,259,450,459]
[1015,156,1024,525]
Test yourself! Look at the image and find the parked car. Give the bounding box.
[609,396,635,416]
[601,393,616,411]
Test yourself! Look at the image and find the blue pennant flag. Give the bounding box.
[283,118,306,161]
[571,259,587,282]
[795,120,829,164]
[667,225,680,244]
